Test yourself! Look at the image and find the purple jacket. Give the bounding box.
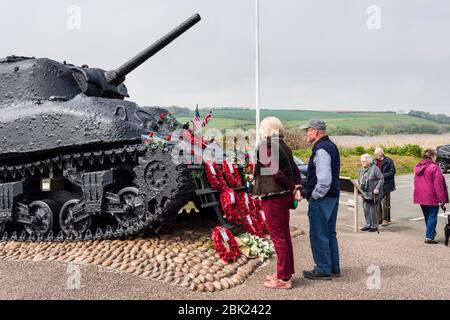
[413,160,449,206]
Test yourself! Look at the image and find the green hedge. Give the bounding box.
[294,144,423,159]
[293,145,422,178]
[339,144,422,158]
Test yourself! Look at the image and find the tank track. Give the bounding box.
[0,143,194,242]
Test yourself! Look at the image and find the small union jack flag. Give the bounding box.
[202,110,212,127]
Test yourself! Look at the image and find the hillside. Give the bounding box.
[172,109,450,135]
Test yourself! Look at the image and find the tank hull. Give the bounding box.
[0,95,173,161]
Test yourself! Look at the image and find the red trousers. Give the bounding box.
[262,193,295,280]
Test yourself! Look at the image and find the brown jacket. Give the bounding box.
[253,136,301,198]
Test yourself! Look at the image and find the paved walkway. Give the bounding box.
[1,174,449,299]
[1,211,449,300]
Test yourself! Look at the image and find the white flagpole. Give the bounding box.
[255,0,261,147]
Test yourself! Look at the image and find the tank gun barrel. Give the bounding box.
[108,14,201,84]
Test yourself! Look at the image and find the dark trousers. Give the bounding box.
[378,192,391,223]
[363,200,379,228]
[308,196,340,275]
[262,194,295,280]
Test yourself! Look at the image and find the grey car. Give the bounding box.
[293,156,308,197]
[437,145,450,173]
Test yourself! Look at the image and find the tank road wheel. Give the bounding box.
[59,199,92,236]
[114,187,148,227]
[24,199,58,236]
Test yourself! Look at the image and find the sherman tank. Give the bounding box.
[0,14,231,241]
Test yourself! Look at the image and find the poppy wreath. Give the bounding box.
[239,192,256,213]
[205,160,227,192]
[242,210,266,238]
[222,160,242,188]
[211,226,240,263]
[254,197,263,213]
[220,187,245,224]
[235,192,263,237]
[254,209,269,236]
[252,198,270,236]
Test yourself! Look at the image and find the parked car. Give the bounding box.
[437,145,450,173]
[293,156,308,197]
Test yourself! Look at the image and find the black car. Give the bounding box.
[437,145,450,173]
[293,156,308,197]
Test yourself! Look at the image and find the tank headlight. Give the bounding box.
[41,179,51,191]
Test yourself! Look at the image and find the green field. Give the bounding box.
[288,114,432,127]
[176,117,252,131]
[173,109,448,135]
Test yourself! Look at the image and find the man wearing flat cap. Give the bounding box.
[300,119,341,280]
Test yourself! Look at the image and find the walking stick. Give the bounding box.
[373,192,380,234]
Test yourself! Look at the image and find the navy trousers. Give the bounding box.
[308,196,340,275]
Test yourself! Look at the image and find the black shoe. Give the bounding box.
[424,239,439,244]
[369,228,378,232]
[331,272,341,278]
[303,270,332,280]
[361,227,371,231]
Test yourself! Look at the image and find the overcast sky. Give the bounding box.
[1,0,449,114]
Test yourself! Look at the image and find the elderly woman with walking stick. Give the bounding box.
[358,154,384,232]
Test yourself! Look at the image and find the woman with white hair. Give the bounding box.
[358,154,384,232]
[253,117,302,289]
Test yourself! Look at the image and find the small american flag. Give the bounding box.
[192,105,203,131]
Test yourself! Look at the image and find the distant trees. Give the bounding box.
[328,124,445,136]
[408,110,450,125]
[165,106,191,115]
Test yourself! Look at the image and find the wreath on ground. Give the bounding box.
[211,226,240,263]
[242,212,266,238]
[222,160,242,188]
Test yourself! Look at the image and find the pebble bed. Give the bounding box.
[0,212,305,293]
